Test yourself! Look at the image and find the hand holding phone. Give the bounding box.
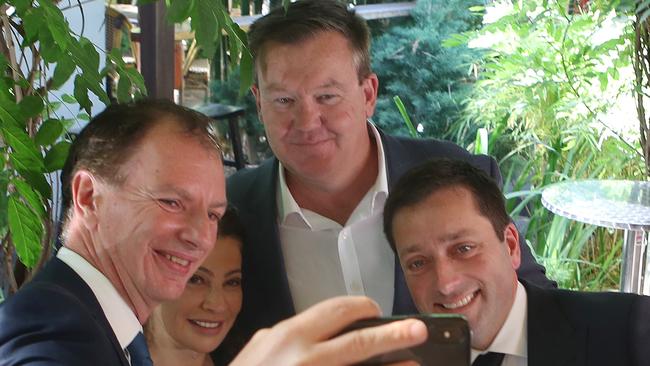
[339,314,470,366]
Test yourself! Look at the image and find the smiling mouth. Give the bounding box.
[439,291,478,310]
[163,254,189,267]
[189,320,222,329]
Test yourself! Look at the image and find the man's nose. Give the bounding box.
[293,99,321,131]
[180,211,214,251]
[433,259,463,296]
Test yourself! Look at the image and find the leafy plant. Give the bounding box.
[370,0,483,138]
[453,0,645,289]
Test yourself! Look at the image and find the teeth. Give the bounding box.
[191,320,221,329]
[441,292,476,309]
[164,254,189,267]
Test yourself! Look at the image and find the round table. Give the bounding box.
[541,180,650,294]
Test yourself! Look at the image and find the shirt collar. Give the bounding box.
[471,281,528,361]
[277,121,389,227]
[57,247,142,350]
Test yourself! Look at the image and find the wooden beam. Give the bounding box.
[138,1,175,100]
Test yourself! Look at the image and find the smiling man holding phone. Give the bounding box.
[383,158,650,366]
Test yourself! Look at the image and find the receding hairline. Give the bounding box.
[253,30,368,83]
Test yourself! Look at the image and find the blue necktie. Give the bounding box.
[472,352,505,366]
[126,332,153,366]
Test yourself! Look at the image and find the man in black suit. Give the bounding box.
[0,100,428,366]
[0,101,229,365]
[383,158,650,366]
[219,0,553,360]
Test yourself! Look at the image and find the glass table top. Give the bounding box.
[541,180,650,231]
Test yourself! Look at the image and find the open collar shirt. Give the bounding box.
[277,123,395,315]
[471,281,528,366]
[57,247,142,364]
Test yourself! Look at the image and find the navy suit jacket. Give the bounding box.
[213,132,553,364]
[523,281,650,366]
[0,257,129,366]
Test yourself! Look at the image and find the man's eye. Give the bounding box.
[457,244,473,254]
[275,97,293,105]
[159,199,180,209]
[407,259,426,271]
[318,94,339,104]
[208,211,220,222]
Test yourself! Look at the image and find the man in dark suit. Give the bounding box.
[218,0,554,360]
[383,158,650,365]
[0,101,228,365]
[0,100,429,366]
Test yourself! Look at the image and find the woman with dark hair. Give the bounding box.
[145,206,244,366]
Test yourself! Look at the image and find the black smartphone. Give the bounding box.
[339,314,470,366]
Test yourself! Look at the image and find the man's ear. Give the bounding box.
[251,84,263,123]
[504,223,521,270]
[362,73,379,118]
[70,170,100,227]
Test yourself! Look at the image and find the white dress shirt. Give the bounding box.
[471,281,528,366]
[57,247,141,363]
[277,123,395,315]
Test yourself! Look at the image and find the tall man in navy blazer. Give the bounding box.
[219,0,554,361]
[383,159,650,366]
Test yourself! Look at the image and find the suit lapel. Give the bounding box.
[241,159,296,320]
[41,257,130,366]
[380,131,418,315]
[524,282,585,366]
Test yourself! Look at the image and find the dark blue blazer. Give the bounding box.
[213,132,553,364]
[0,257,129,366]
[523,281,650,366]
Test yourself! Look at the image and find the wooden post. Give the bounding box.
[138,1,174,100]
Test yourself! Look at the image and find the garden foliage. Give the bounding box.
[453,0,645,289]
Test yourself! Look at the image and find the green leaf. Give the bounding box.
[22,7,44,45]
[52,56,77,90]
[76,112,90,121]
[8,193,44,268]
[474,128,489,155]
[1,124,45,172]
[126,67,147,95]
[17,169,52,200]
[73,75,92,114]
[117,72,133,103]
[12,178,46,219]
[0,97,24,128]
[35,118,64,146]
[168,0,195,22]
[392,96,418,138]
[239,50,253,96]
[77,37,100,73]
[39,29,63,63]
[18,95,44,119]
[598,73,608,92]
[40,0,70,51]
[61,94,77,104]
[12,0,32,14]
[442,33,469,48]
[44,141,71,173]
[0,170,9,229]
[191,0,221,57]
